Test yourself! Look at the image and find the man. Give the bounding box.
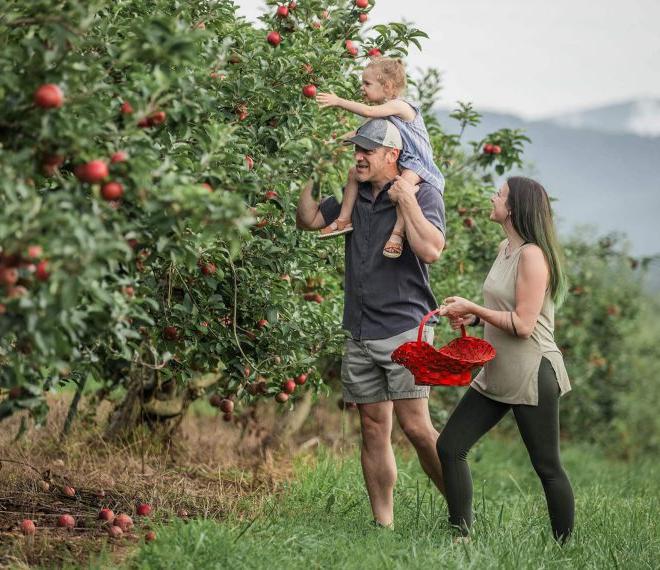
[296,118,446,528]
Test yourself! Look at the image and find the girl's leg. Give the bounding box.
[436,388,510,534]
[383,207,405,258]
[319,169,357,238]
[512,358,575,543]
[383,169,420,258]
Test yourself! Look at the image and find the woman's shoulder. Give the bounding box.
[518,244,549,276]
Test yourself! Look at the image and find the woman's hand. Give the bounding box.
[439,296,478,318]
[447,314,477,330]
[317,92,341,108]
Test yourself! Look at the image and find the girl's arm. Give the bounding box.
[317,93,415,121]
[441,245,549,338]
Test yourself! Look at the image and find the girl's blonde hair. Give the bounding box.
[365,56,407,97]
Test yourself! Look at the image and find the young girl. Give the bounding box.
[316,57,444,258]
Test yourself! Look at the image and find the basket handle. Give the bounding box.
[417,308,444,343]
[416,310,470,343]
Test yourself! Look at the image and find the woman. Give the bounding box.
[437,176,574,542]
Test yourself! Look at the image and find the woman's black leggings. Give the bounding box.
[436,357,574,541]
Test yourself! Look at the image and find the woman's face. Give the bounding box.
[490,182,510,224]
[361,68,388,103]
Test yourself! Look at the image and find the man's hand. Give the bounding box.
[388,175,419,204]
[317,92,342,108]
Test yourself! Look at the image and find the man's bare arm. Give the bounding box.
[296,180,327,230]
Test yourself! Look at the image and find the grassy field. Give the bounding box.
[119,436,659,570]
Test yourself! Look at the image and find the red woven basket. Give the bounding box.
[391,308,496,386]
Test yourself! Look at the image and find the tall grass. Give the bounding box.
[126,437,659,569]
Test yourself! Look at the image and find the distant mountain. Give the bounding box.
[435,104,660,263]
[544,98,660,138]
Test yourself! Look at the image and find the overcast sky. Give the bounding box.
[235,0,660,119]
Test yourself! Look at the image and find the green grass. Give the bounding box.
[124,438,659,569]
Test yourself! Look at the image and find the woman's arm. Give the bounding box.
[441,245,549,338]
[316,93,415,121]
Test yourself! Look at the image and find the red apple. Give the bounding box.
[137,117,150,128]
[302,84,317,98]
[63,485,75,497]
[163,326,179,341]
[368,48,382,57]
[222,413,233,422]
[483,143,493,154]
[201,182,213,192]
[57,514,75,529]
[275,392,289,403]
[120,101,133,115]
[491,145,502,155]
[200,261,217,275]
[359,13,368,23]
[20,519,36,536]
[463,217,476,229]
[75,160,109,183]
[347,46,358,57]
[245,155,254,170]
[145,530,157,542]
[311,21,321,30]
[355,0,369,8]
[295,373,308,385]
[98,508,115,522]
[110,151,128,163]
[148,111,166,125]
[267,31,281,46]
[101,182,124,201]
[0,267,19,286]
[210,394,223,407]
[276,5,289,17]
[136,503,152,517]
[288,0,297,9]
[34,84,64,109]
[219,399,234,414]
[41,154,64,176]
[108,525,123,538]
[282,379,296,394]
[264,190,279,200]
[257,319,269,329]
[113,513,133,531]
[321,9,330,19]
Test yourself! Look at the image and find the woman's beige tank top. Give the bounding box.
[471,242,571,405]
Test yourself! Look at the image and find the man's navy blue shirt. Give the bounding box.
[320,180,446,341]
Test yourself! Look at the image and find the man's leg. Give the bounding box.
[394,398,445,495]
[358,400,396,526]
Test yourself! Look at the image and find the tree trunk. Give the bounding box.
[104,369,223,441]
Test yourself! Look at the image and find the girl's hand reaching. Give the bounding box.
[317,92,342,108]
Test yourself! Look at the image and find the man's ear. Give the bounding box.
[387,148,401,164]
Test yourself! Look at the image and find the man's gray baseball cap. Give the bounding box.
[344,118,403,150]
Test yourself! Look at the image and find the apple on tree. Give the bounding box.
[267,31,281,46]
[302,84,317,98]
[34,84,64,109]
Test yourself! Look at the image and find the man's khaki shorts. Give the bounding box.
[341,326,434,404]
